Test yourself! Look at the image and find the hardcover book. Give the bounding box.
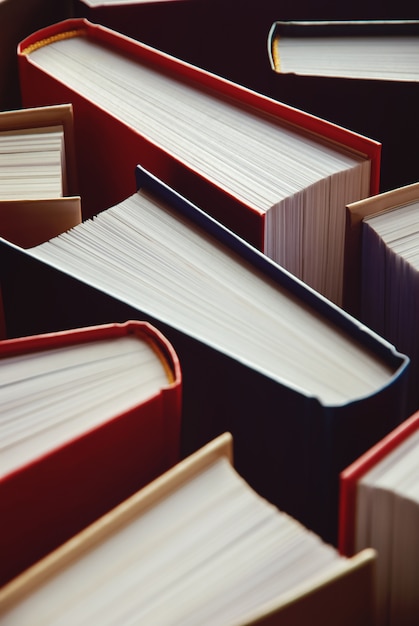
[17,18,381,307]
[343,182,419,412]
[0,104,80,249]
[0,165,409,544]
[268,19,419,194]
[0,320,182,587]
[0,103,81,339]
[0,433,377,626]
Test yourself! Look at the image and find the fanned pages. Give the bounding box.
[0,434,377,626]
[0,166,409,544]
[31,182,395,406]
[17,18,381,306]
[0,320,182,586]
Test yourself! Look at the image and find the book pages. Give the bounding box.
[32,188,395,405]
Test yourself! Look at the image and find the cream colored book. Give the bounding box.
[0,433,376,626]
[0,104,81,248]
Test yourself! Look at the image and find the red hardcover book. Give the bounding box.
[17,18,380,307]
[338,410,419,557]
[0,320,182,587]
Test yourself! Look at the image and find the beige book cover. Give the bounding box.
[0,433,377,626]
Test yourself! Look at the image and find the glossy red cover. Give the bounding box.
[18,18,380,250]
[0,320,182,586]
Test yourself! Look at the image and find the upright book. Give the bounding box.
[0,433,377,626]
[0,165,409,544]
[0,320,182,587]
[268,19,419,194]
[343,182,419,412]
[339,410,419,626]
[18,18,381,307]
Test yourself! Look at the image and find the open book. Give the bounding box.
[0,433,376,626]
[0,165,409,544]
[0,104,81,248]
[0,320,182,586]
[339,410,419,626]
[18,18,381,306]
